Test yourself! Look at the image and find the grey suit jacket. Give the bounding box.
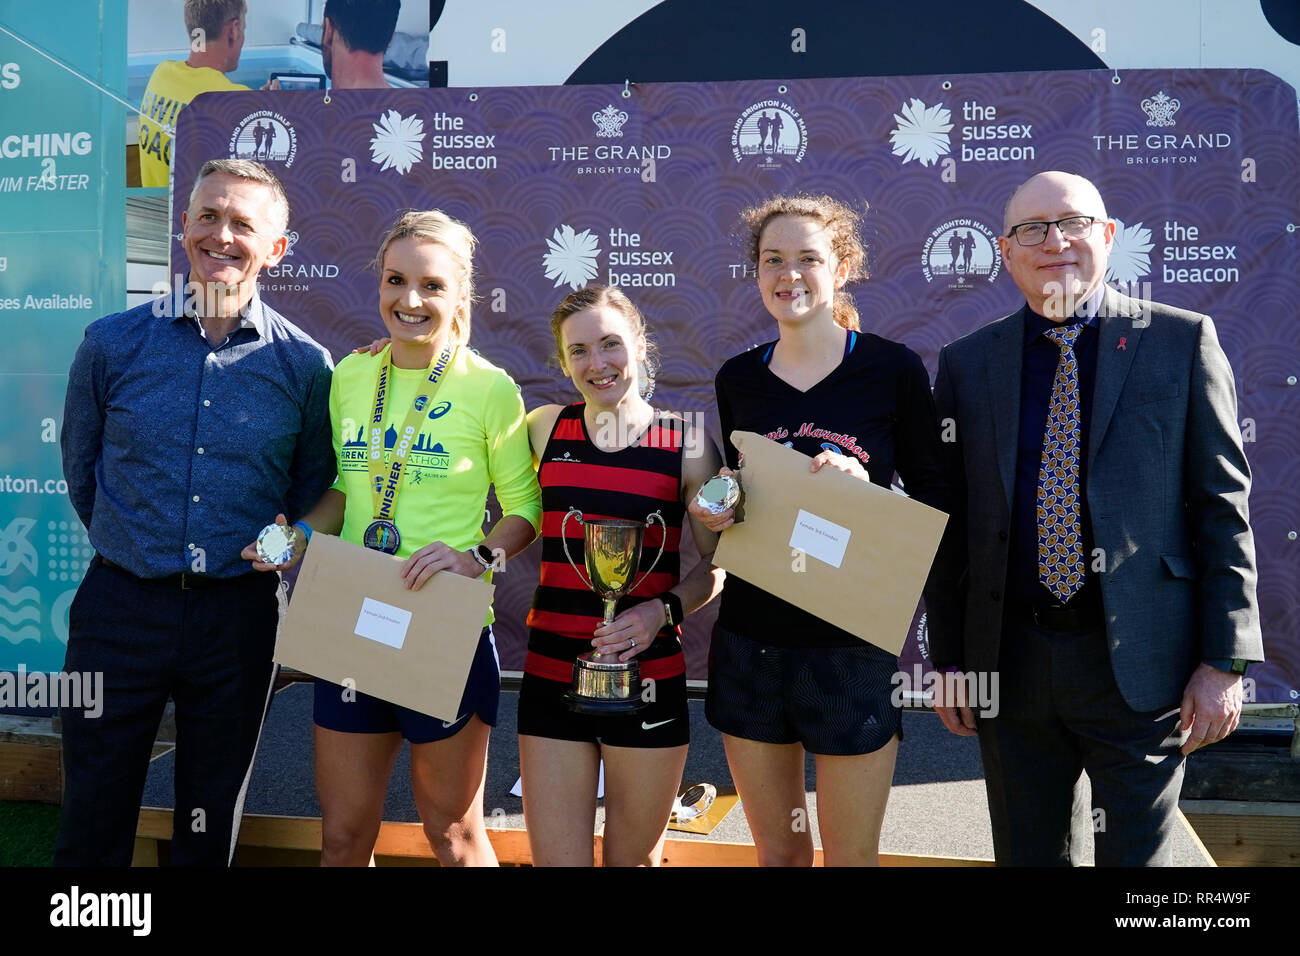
[928,287,1263,711]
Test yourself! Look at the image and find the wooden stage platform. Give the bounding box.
[124,680,1239,867]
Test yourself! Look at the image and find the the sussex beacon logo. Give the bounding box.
[543,225,602,290]
[1104,217,1154,284]
[731,100,807,169]
[542,223,679,291]
[229,111,297,167]
[370,109,425,174]
[890,98,953,167]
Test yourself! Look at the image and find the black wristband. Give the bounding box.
[662,591,684,628]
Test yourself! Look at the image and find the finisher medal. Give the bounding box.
[363,519,401,554]
[364,345,456,559]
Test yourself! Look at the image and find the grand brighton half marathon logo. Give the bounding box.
[1093,89,1232,166]
[889,98,952,167]
[370,109,425,174]
[229,111,298,167]
[921,218,1000,289]
[731,99,807,169]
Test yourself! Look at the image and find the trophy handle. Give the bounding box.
[560,507,594,591]
[626,510,667,596]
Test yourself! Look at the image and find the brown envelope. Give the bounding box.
[275,533,494,721]
[712,431,948,655]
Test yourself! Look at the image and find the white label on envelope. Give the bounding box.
[354,598,411,649]
[789,509,851,569]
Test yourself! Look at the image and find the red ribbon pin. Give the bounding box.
[1117,337,1127,350]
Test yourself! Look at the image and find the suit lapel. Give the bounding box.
[985,308,1026,510]
[1089,288,1145,473]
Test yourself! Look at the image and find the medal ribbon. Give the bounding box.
[368,345,456,524]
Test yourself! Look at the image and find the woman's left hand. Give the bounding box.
[400,540,482,590]
[809,449,870,482]
[591,600,668,662]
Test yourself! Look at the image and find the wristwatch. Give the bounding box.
[1206,657,1249,676]
[468,544,496,574]
[661,592,684,628]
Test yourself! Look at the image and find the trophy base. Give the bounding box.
[564,653,649,715]
[561,691,649,715]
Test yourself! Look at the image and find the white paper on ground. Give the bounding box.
[354,597,412,649]
[788,508,851,568]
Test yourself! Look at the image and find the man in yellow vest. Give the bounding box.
[138,0,249,188]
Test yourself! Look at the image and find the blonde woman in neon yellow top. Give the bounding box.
[246,210,540,866]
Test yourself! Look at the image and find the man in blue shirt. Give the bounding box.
[57,159,335,866]
[928,171,1262,865]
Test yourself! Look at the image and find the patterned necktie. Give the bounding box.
[1038,323,1086,603]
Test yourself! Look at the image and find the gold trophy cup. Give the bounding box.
[560,508,667,713]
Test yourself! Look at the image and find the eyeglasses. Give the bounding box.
[1005,216,1102,247]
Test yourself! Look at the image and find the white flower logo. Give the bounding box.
[1105,217,1153,284]
[369,110,425,175]
[889,98,953,167]
[542,225,601,290]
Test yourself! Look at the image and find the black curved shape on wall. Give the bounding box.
[1260,0,1300,45]
[566,0,1106,85]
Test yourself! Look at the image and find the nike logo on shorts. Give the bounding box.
[441,714,469,728]
[642,718,675,731]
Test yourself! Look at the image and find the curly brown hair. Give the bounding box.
[740,194,869,331]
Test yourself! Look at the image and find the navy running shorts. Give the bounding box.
[705,625,902,755]
[314,626,499,743]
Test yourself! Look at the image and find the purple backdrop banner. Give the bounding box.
[173,69,1300,703]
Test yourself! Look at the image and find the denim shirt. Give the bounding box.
[61,290,336,578]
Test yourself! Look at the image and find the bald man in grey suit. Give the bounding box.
[927,171,1263,866]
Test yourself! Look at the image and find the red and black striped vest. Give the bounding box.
[525,403,686,682]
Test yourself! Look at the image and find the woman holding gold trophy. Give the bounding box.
[244,210,541,866]
[518,285,725,866]
[688,195,948,866]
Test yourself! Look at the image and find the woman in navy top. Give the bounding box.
[690,194,947,866]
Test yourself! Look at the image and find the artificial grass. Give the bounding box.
[0,801,59,867]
